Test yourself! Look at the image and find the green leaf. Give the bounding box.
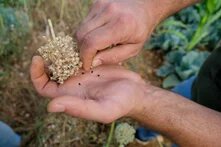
[163,74,181,88]
[0,71,7,78]
[156,63,174,77]
[160,18,187,29]
[166,50,185,64]
[206,0,216,14]
[214,0,221,11]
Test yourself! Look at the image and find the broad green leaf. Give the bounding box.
[215,0,221,11]
[163,74,181,88]
[156,63,174,77]
[206,0,216,14]
[166,50,185,64]
[161,18,187,29]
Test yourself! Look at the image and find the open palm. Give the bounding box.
[30,56,145,123]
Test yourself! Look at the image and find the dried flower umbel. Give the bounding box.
[115,123,135,147]
[38,35,82,84]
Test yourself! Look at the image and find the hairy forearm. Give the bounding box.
[147,0,201,24]
[132,85,221,147]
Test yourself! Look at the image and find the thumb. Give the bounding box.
[92,44,142,67]
[47,96,111,123]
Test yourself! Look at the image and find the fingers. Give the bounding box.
[76,1,109,42]
[30,56,59,97]
[80,23,122,70]
[47,96,113,123]
[76,12,110,43]
[82,0,107,24]
[92,43,142,67]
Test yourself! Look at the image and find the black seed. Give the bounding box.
[91,70,93,73]
[97,74,100,77]
[78,83,81,86]
[81,72,85,74]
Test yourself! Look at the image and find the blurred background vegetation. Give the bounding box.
[0,0,220,147]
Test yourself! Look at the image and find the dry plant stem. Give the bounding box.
[36,0,42,8]
[60,0,65,21]
[156,137,164,147]
[106,121,116,147]
[48,19,56,39]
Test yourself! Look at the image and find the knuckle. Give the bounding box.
[75,31,83,41]
[106,2,118,13]
[134,74,144,83]
[131,47,140,56]
[37,88,46,96]
[111,54,119,63]
[83,35,96,49]
[95,0,105,7]
[118,15,130,25]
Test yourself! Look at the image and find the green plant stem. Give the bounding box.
[187,5,221,51]
[24,0,28,12]
[187,25,205,51]
[106,121,116,147]
[36,0,42,8]
[206,9,221,27]
[0,15,5,30]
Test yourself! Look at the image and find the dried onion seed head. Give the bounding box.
[38,35,82,84]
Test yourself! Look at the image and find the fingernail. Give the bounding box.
[32,56,38,63]
[92,59,102,67]
[32,56,41,63]
[48,103,65,113]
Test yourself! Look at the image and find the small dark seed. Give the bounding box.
[97,74,100,77]
[91,70,93,73]
[81,72,85,74]
[78,83,81,85]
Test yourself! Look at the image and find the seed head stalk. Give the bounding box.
[48,19,56,40]
[105,121,116,147]
[60,0,65,21]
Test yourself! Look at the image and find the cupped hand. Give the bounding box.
[30,56,146,123]
[76,0,158,70]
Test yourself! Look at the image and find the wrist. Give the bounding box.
[129,84,177,130]
[128,83,161,120]
[146,0,201,24]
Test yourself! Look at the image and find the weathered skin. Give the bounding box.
[76,0,200,70]
[31,56,221,147]
[30,0,221,147]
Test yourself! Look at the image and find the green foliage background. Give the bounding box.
[147,0,221,88]
[0,0,31,61]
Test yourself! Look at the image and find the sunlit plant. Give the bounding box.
[187,0,221,50]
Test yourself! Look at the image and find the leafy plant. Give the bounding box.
[147,0,221,51]
[147,0,221,87]
[0,0,26,7]
[114,123,135,147]
[0,5,31,61]
[157,50,210,88]
[187,0,221,50]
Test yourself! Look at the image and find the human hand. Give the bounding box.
[76,0,159,70]
[30,56,147,123]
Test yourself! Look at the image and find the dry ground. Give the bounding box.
[0,0,171,146]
